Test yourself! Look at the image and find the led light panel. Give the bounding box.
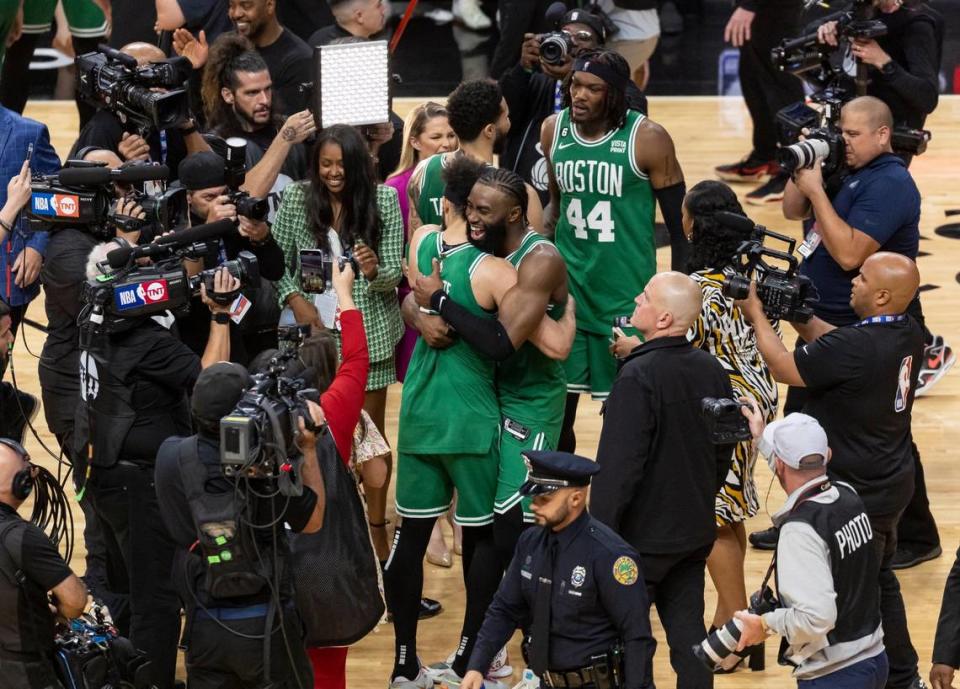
[316,41,390,129]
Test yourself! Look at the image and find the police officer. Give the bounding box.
[733,411,887,689]
[0,438,88,689]
[462,450,655,689]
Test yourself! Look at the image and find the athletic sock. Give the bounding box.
[384,516,435,680]
[451,524,500,678]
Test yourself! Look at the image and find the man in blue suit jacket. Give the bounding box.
[0,105,61,332]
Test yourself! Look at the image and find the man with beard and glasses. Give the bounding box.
[407,79,543,233]
[541,48,686,454]
[412,167,574,575]
[387,156,572,689]
[201,33,314,208]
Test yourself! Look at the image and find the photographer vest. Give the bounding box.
[778,483,881,645]
[0,515,55,659]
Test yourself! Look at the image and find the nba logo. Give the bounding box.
[894,355,913,412]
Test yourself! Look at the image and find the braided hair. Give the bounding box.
[684,180,749,273]
[476,166,528,221]
[562,48,630,131]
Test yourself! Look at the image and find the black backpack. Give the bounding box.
[288,432,384,646]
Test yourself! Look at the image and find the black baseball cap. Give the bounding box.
[178,151,227,191]
[191,362,252,423]
[560,8,607,43]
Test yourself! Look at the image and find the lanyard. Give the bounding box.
[853,314,907,327]
[553,82,563,113]
[158,129,168,165]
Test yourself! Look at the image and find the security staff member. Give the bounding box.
[0,438,88,689]
[734,411,887,689]
[462,450,655,689]
[739,251,924,689]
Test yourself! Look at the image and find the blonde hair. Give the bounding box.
[387,101,450,181]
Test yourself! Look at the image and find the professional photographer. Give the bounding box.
[0,438,88,689]
[200,32,313,203]
[71,42,211,183]
[176,150,286,363]
[500,6,648,207]
[738,251,925,689]
[732,409,887,689]
[73,259,240,689]
[592,271,735,689]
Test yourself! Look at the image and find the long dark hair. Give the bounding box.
[202,32,281,134]
[562,48,630,131]
[685,180,749,273]
[306,124,382,254]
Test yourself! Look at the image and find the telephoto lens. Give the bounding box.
[692,618,750,672]
[777,138,830,173]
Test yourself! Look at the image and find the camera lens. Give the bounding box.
[693,619,745,671]
[539,35,569,66]
[778,139,830,172]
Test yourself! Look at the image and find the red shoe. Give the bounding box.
[715,156,778,183]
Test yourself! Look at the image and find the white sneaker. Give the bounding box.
[424,651,456,683]
[487,645,513,679]
[453,0,492,30]
[390,667,434,689]
[438,668,509,689]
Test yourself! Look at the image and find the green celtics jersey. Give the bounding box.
[551,108,656,335]
[398,231,500,455]
[415,153,449,227]
[498,231,566,422]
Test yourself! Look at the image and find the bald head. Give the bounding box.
[631,271,703,339]
[843,96,894,131]
[121,42,166,66]
[850,252,920,317]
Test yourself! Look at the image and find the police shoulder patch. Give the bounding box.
[612,556,639,586]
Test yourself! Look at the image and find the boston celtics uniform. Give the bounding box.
[23,0,108,37]
[551,107,655,399]
[413,152,451,227]
[495,231,567,520]
[396,231,500,525]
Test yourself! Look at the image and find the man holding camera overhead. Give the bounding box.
[72,253,240,689]
[592,271,734,689]
[738,251,925,689]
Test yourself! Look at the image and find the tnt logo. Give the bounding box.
[894,354,913,412]
[113,279,169,311]
[30,193,80,217]
[57,195,79,216]
[142,280,169,304]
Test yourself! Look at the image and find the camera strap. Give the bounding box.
[761,479,832,591]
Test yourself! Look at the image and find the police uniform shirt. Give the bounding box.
[0,505,73,655]
[468,510,654,685]
[793,316,924,516]
[766,478,884,679]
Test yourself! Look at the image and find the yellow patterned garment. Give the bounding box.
[688,270,780,526]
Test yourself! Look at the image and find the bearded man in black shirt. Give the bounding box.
[739,251,925,689]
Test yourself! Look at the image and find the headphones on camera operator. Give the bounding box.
[0,438,35,503]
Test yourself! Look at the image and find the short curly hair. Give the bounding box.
[684,180,750,272]
[446,79,503,143]
[441,154,487,211]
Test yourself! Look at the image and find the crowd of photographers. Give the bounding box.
[0,1,958,689]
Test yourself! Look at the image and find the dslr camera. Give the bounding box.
[224,137,269,222]
[693,586,780,671]
[76,44,191,135]
[701,398,752,444]
[716,211,819,323]
[219,325,321,495]
[536,31,576,66]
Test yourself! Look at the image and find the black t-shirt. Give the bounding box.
[107,0,157,49]
[72,110,189,183]
[278,0,334,42]
[258,28,313,116]
[794,317,924,516]
[0,506,72,655]
[154,434,318,606]
[177,0,233,44]
[38,229,98,434]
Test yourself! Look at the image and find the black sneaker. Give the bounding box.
[419,597,442,619]
[891,544,942,570]
[748,526,779,550]
[746,173,789,205]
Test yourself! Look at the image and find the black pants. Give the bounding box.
[87,462,181,689]
[896,443,940,552]
[737,1,805,160]
[185,610,313,689]
[0,656,63,689]
[638,544,713,689]
[868,511,919,689]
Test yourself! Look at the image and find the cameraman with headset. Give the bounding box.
[731,408,887,689]
[0,436,88,689]
[72,255,240,689]
[152,258,364,689]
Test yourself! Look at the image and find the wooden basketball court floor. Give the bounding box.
[13,96,960,688]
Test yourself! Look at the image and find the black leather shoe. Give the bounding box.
[748,526,779,551]
[419,597,442,619]
[892,544,942,570]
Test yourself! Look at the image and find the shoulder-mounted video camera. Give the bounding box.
[716,211,819,323]
[26,161,187,240]
[76,44,191,135]
[78,219,259,336]
[219,325,321,494]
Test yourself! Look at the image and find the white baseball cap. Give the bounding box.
[759,413,829,469]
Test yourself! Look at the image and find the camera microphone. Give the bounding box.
[715,211,755,235]
[105,218,235,268]
[57,164,171,187]
[545,1,567,25]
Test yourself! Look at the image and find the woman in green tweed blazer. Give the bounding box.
[272,123,403,438]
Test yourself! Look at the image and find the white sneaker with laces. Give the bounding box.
[487,645,513,679]
[453,0,492,30]
[390,667,434,689]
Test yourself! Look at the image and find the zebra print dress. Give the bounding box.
[688,270,780,526]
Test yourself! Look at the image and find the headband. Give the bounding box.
[573,58,631,94]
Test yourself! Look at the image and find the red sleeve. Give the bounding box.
[320,309,369,464]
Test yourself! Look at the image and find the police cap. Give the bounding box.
[519,450,601,496]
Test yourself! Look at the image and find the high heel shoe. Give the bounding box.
[714,641,765,674]
[426,521,453,568]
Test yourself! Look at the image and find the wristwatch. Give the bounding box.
[211,312,231,324]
